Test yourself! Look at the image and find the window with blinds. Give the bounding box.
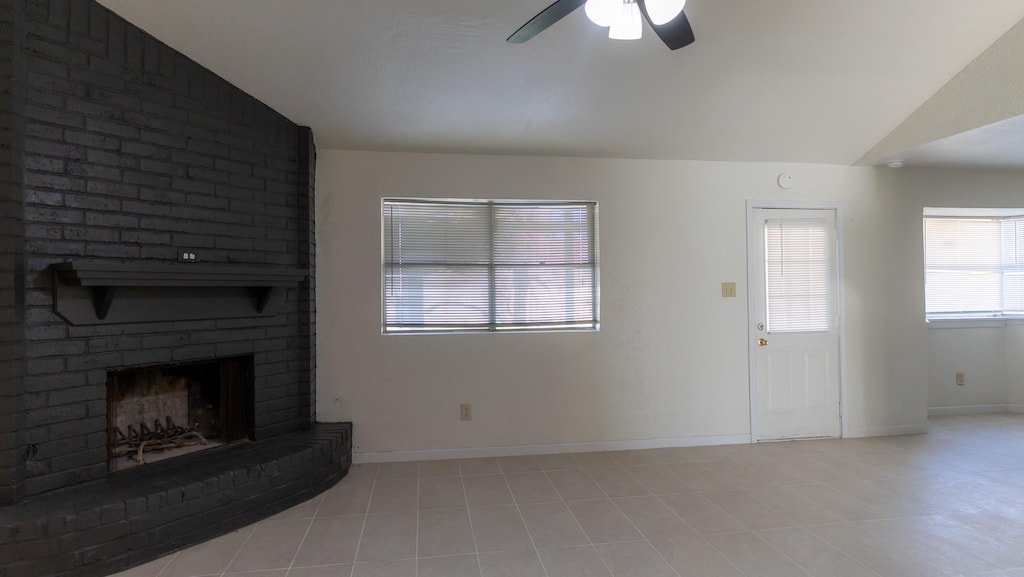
[765,219,833,333]
[382,199,599,334]
[1005,217,1024,314]
[924,212,1024,319]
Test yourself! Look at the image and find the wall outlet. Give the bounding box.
[460,403,472,421]
[721,282,737,298]
[177,250,200,263]
[956,371,965,386]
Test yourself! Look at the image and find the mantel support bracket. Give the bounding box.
[91,286,116,320]
[251,287,275,314]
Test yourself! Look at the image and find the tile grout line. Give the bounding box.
[456,460,485,577]
[498,460,552,577]
[709,530,817,577]
[414,465,420,577]
[216,522,259,577]
[764,526,885,577]
[644,455,880,577]
[151,550,179,577]
[347,465,379,577]
[641,471,764,577]
[819,477,907,520]
[539,454,618,577]
[282,492,326,577]
[579,454,688,577]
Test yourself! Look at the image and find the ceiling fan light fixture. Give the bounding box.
[584,0,618,27]
[608,2,642,40]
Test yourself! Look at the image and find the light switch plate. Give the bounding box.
[722,282,737,298]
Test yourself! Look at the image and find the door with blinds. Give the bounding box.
[749,208,841,441]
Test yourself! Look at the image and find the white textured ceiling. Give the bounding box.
[96,0,1024,164]
[894,115,1024,169]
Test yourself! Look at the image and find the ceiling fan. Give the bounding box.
[507,0,695,50]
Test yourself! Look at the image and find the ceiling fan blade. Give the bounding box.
[637,0,696,50]
[507,0,588,43]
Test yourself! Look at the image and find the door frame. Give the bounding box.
[745,200,849,442]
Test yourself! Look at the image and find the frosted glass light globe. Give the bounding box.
[609,2,642,40]
[584,0,618,27]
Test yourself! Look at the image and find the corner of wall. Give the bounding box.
[1006,324,1024,408]
[298,127,316,426]
[857,18,1024,165]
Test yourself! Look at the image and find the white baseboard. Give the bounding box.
[352,434,753,464]
[928,404,1009,417]
[845,423,929,438]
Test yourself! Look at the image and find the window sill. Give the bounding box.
[383,327,601,336]
[926,318,1019,329]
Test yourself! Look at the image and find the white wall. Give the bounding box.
[926,327,1007,411]
[315,151,929,458]
[893,168,1024,413]
[1007,325,1024,410]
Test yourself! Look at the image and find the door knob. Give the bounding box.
[758,338,768,346]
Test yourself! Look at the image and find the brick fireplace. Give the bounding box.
[0,1,351,576]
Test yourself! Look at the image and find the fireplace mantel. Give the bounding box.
[53,262,308,287]
[52,262,309,324]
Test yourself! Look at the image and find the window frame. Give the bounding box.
[924,208,1024,323]
[380,197,600,335]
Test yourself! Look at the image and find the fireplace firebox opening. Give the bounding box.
[106,356,254,471]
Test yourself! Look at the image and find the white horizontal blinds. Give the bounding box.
[1002,217,1024,314]
[384,201,491,331]
[924,218,1002,315]
[493,204,596,329]
[382,199,598,333]
[765,219,831,333]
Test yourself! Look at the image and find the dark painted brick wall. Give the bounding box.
[7,0,317,500]
[1,0,27,505]
[298,130,315,426]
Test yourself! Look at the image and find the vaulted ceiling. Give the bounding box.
[97,0,1024,166]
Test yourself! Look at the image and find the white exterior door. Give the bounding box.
[749,208,841,441]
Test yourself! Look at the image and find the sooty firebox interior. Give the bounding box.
[106,356,254,471]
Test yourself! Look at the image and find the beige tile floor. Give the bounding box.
[112,413,1024,577]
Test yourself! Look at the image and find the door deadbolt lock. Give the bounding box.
[758,338,768,346]
[757,322,765,331]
